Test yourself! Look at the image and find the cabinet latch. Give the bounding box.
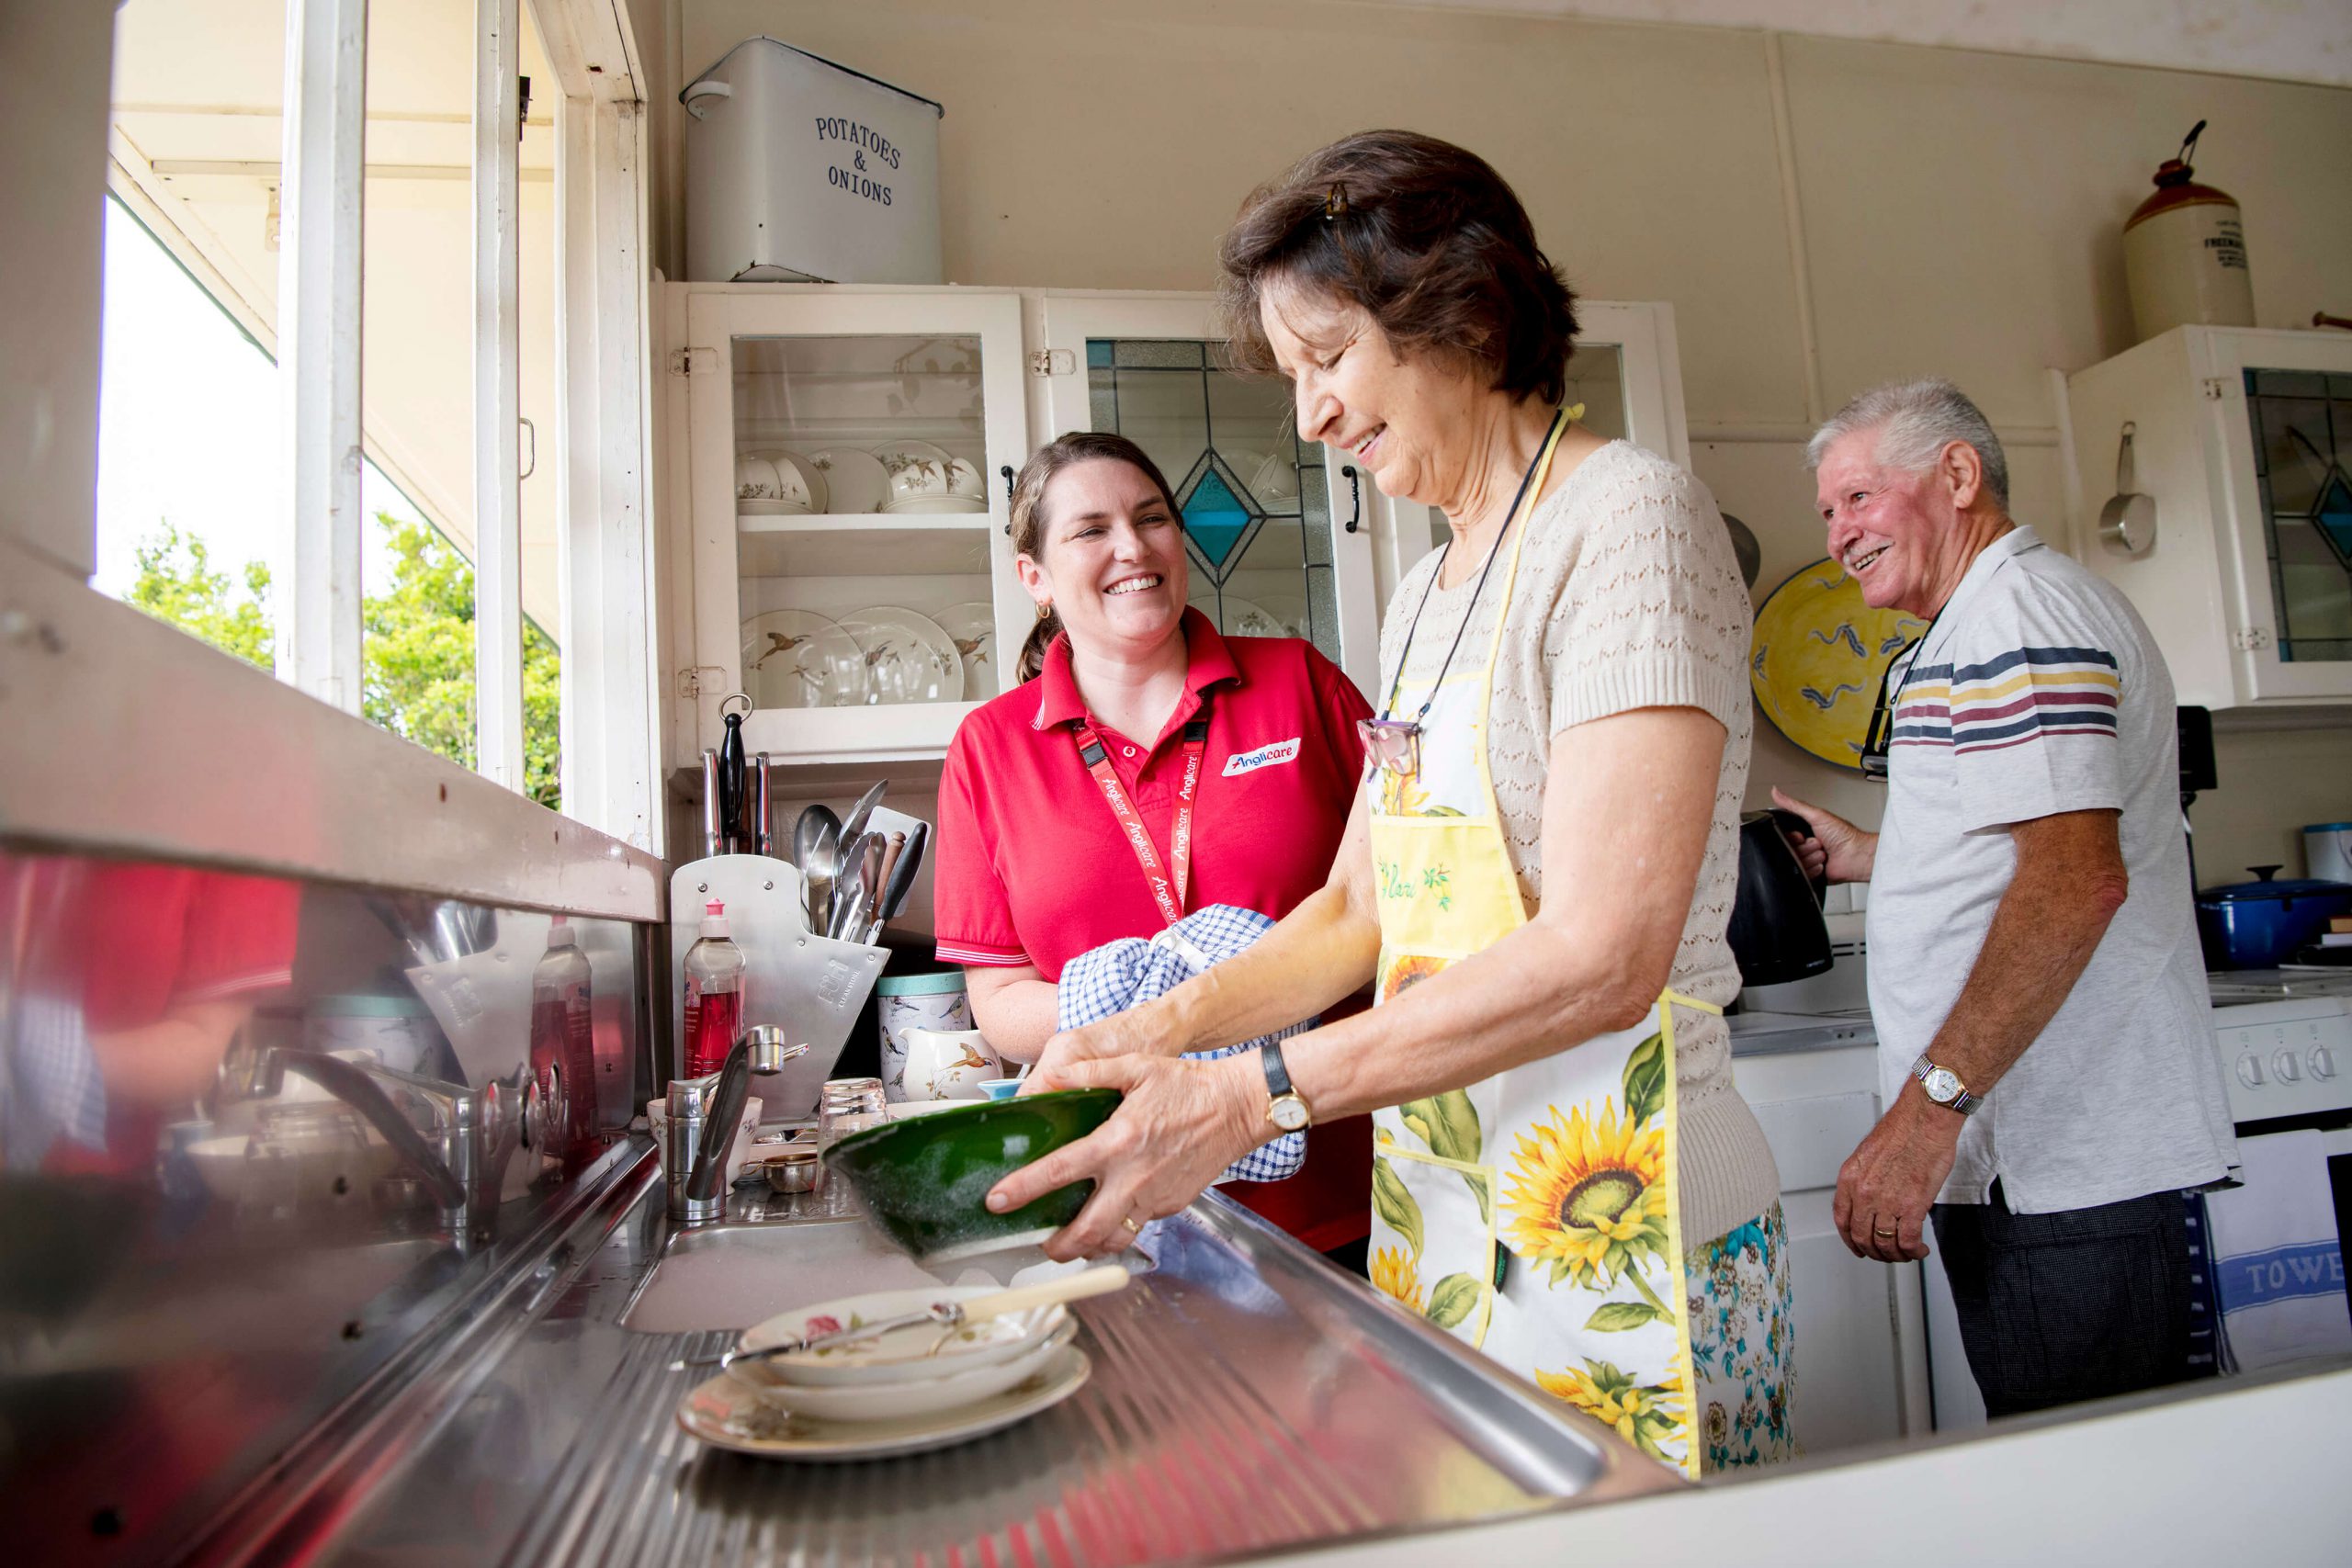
[1028,349,1075,377]
[2232,626,2273,651]
[2200,377,2231,401]
[677,664,726,697]
[669,347,718,377]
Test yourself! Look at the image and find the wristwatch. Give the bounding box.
[1261,1042,1314,1133]
[1911,1054,1983,1115]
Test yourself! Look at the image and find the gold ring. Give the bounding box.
[1121,1215,1143,1235]
[1872,1226,1898,1238]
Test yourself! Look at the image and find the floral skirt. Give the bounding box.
[1687,1200,1796,1472]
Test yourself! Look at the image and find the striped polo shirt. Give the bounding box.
[1865,525,2237,1214]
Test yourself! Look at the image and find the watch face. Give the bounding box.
[1923,1066,1963,1103]
[1270,1095,1310,1132]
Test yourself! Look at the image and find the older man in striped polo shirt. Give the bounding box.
[1775,378,2238,1418]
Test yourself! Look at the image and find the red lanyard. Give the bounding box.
[1073,703,1210,927]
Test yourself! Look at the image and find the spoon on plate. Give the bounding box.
[676,1265,1131,1373]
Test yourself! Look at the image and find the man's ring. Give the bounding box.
[1872,1225,1897,1237]
[1121,1215,1143,1235]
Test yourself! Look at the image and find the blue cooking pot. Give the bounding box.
[2196,865,2352,969]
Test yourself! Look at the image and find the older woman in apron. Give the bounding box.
[989,131,1792,1476]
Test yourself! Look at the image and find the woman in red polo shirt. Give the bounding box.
[934,431,1374,1259]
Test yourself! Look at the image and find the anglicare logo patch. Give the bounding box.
[1222,738,1301,776]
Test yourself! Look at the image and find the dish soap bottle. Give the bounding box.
[529,916,597,1156]
[682,898,746,1078]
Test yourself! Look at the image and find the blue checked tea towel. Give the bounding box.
[1057,904,1309,1182]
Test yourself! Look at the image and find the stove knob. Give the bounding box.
[2237,1053,2266,1088]
[2312,1047,2339,1081]
[2272,1049,2302,1083]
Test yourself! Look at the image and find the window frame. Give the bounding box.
[251,0,660,843]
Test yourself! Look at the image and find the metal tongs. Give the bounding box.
[677,1264,1130,1373]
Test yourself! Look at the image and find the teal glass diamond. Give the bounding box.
[2313,468,2352,571]
[1174,450,1266,581]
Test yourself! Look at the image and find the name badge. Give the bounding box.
[1223,738,1301,777]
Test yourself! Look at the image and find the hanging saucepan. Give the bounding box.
[1726,808,1834,988]
[2098,422,2158,558]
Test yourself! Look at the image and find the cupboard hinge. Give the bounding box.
[669,347,718,377]
[2233,626,2273,651]
[1028,349,1075,377]
[2200,377,2231,400]
[677,664,726,697]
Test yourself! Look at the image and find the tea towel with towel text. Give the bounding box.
[2202,1129,2352,1372]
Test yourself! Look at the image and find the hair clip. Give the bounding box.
[1322,182,1350,220]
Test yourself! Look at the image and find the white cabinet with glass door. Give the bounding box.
[681,286,1033,769]
[1029,292,1383,695]
[2064,326,2352,710]
[670,288,1696,770]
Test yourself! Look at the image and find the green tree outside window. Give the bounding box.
[123,515,561,809]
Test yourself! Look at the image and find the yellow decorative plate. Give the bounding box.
[1749,558,1927,772]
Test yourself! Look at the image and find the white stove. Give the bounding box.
[2205,970,2352,1124]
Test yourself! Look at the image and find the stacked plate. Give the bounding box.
[741,605,967,708]
[679,1284,1091,1461]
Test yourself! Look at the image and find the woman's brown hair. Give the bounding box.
[1216,130,1578,406]
[1009,431,1185,683]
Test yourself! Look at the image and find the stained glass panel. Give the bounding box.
[2246,368,2352,662]
[1083,337,1341,663]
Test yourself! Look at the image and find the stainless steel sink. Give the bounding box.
[616,1215,945,1335]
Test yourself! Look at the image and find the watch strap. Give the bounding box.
[1261,1041,1295,1099]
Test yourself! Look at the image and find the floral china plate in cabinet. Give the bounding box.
[740,609,867,709]
[874,440,986,513]
[936,602,996,694]
[837,606,965,705]
[806,447,890,514]
[761,450,831,514]
[675,1347,1091,1461]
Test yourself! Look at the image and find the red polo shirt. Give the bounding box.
[935,609,1374,1249]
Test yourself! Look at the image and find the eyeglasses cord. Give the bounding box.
[1379,406,1567,724]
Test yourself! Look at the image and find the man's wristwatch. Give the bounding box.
[1261,1042,1313,1133]
[1911,1055,1983,1115]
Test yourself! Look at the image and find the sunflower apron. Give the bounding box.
[1364,423,1714,1478]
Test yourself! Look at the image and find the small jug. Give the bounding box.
[899,1028,1001,1101]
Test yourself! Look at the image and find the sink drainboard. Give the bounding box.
[617,1218,952,1335]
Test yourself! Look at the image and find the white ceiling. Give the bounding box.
[1354,0,2352,89]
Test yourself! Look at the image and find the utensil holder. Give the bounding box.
[670,854,883,1120]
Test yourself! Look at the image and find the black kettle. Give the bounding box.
[1725,808,1833,988]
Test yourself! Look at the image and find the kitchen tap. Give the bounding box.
[667,1024,805,1223]
[221,1044,534,1239]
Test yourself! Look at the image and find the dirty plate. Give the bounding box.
[678,1347,1091,1461]
[730,1318,1080,1422]
[737,1282,1068,1386]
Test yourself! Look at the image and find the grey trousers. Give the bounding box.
[1931,1181,2217,1419]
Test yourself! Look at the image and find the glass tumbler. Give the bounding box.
[816,1077,888,1213]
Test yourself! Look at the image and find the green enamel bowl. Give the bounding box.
[822,1089,1121,1261]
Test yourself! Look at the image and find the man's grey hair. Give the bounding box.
[1805,378,2009,511]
